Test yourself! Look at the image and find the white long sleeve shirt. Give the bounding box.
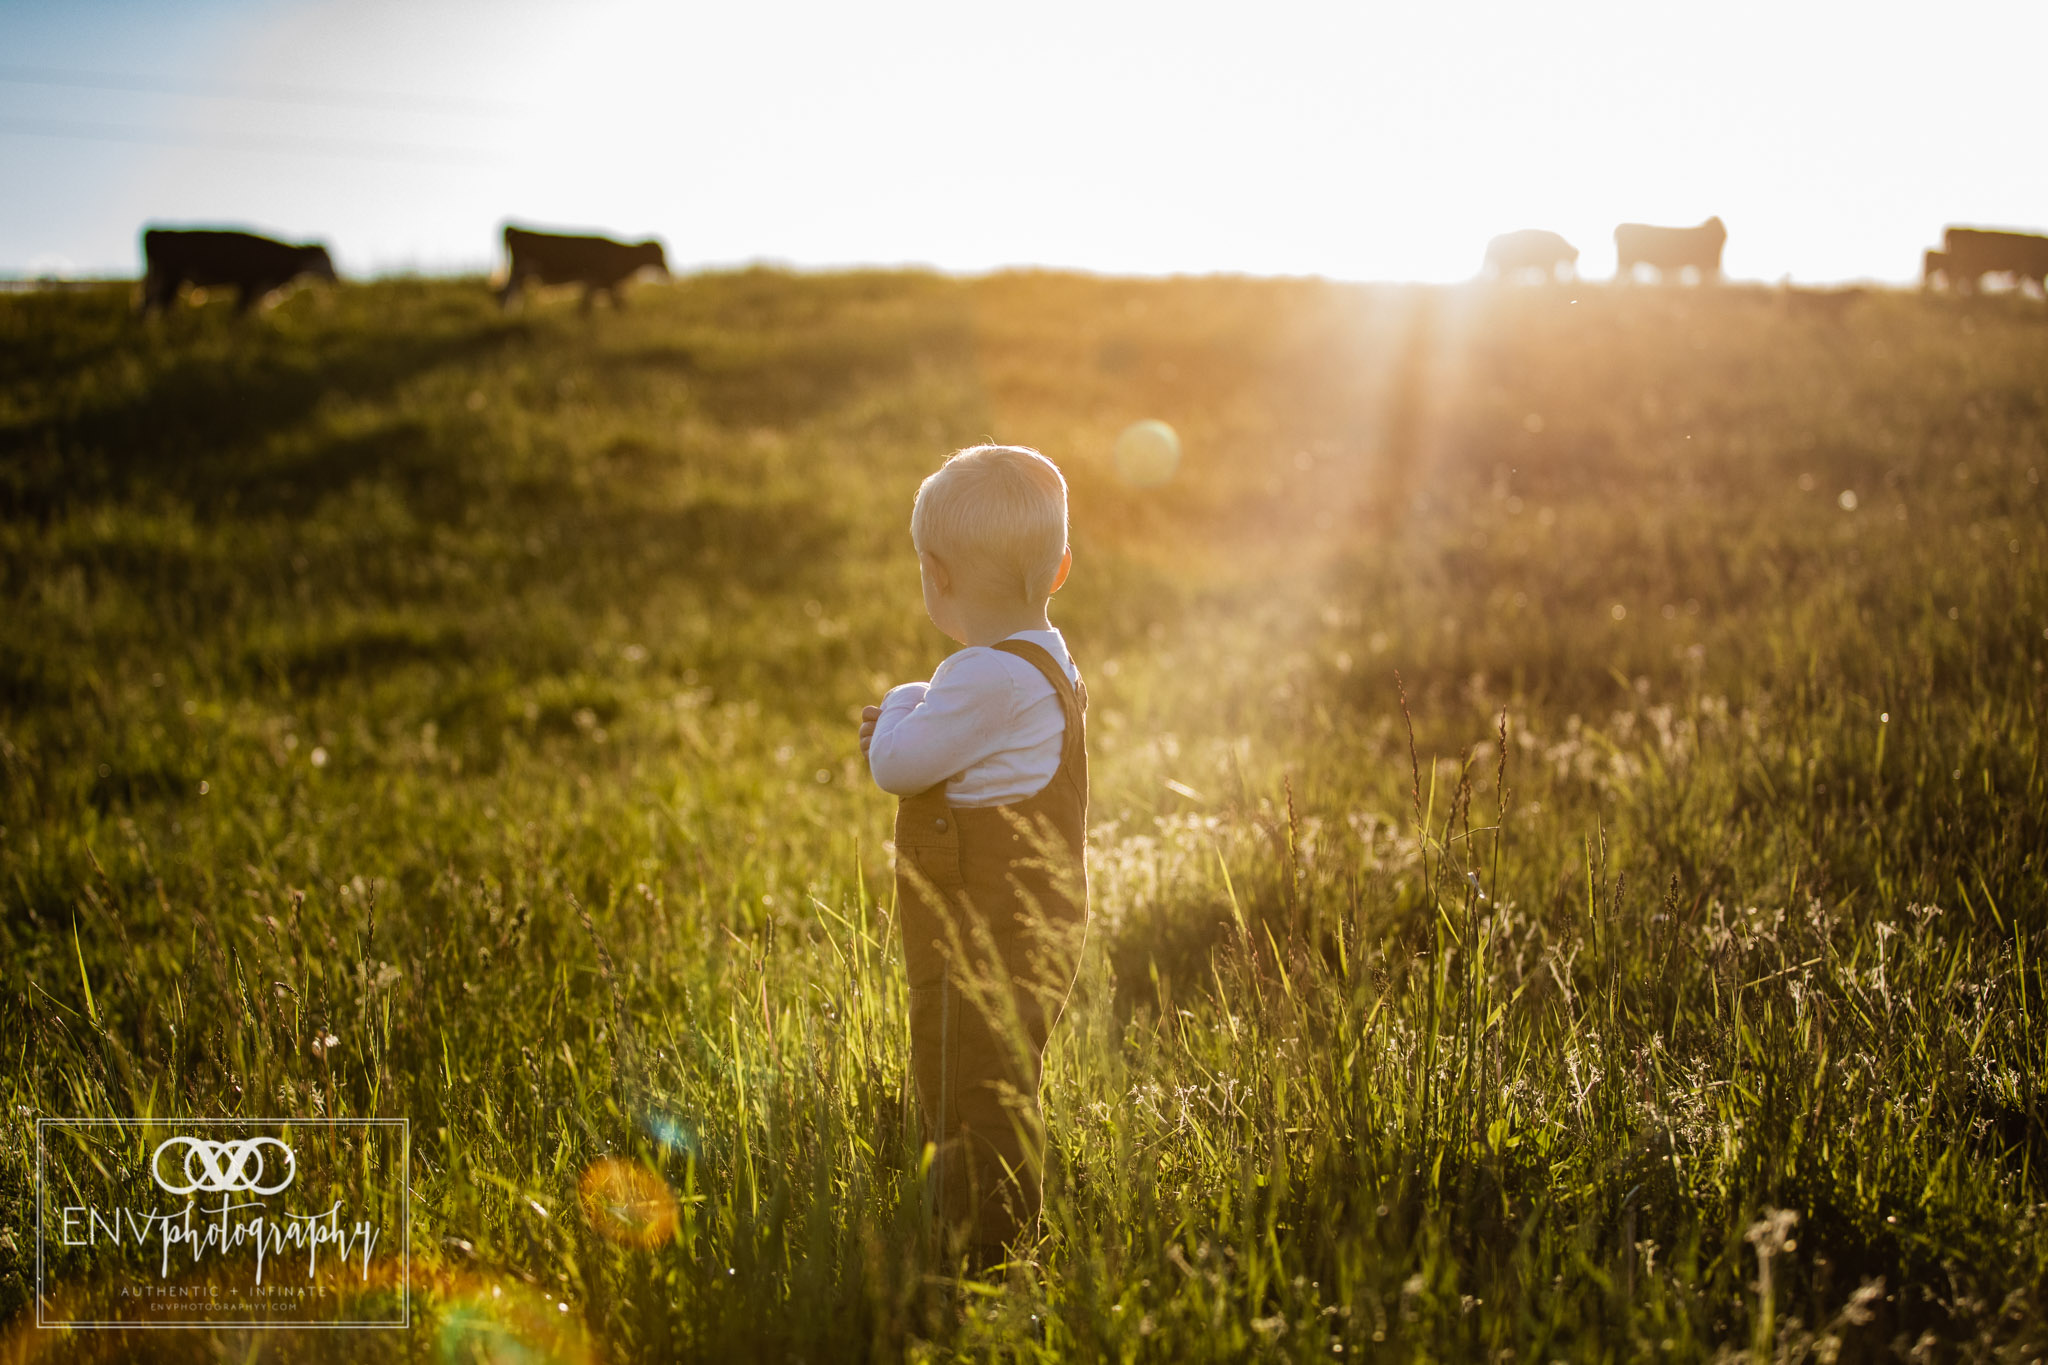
[867,628,1079,807]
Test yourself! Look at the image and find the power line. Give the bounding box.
[0,115,503,166]
[0,64,529,117]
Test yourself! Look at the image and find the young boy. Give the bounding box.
[858,443,1089,1265]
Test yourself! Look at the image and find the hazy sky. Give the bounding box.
[3,0,2043,284]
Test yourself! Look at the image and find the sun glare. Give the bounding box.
[2,0,2041,280]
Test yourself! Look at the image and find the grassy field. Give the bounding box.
[1,270,2044,1362]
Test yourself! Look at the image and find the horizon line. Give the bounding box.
[0,261,1939,291]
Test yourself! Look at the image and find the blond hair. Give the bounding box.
[910,444,1069,602]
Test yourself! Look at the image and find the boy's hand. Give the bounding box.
[858,704,881,758]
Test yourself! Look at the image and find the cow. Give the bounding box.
[1922,248,1948,290]
[1937,227,2048,295]
[1614,217,1727,284]
[499,225,669,311]
[139,228,338,316]
[1483,229,1579,283]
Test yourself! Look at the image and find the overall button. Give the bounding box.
[933,817,948,832]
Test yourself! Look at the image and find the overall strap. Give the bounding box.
[990,640,1087,769]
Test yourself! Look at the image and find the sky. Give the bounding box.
[2,0,2044,284]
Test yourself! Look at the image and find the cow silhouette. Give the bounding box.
[139,228,338,316]
[500,225,670,312]
[1614,217,1726,284]
[1935,227,2048,295]
[1483,229,1579,283]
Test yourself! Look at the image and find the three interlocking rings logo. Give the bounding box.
[150,1136,297,1196]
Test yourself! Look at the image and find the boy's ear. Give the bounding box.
[921,551,951,594]
[1049,546,1072,594]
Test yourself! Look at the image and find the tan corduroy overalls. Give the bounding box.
[892,639,1088,1256]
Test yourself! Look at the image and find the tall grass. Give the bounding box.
[0,272,2043,1361]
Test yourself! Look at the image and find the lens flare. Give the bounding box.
[436,1276,594,1365]
[577,1158,679,1249]
[1113,419,1181,487]
[640,1110,699,1159]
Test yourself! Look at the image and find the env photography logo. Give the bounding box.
[151,1136,297,1197]
[36,1118,409,1330]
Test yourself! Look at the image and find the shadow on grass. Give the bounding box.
[0,641,60,712]
[244,615,474,691]
[609,301,974,430]
[0,318,528,523]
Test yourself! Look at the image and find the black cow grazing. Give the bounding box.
[500,225,669,311]
[1483,229,1579,283]
[1922,248,1949,290]
[1614,217,1727,284]
[1937,227,2048,295]
[140,228,338,316]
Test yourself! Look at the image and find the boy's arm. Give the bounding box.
[861,682,925,763]
[866,655,1016,796]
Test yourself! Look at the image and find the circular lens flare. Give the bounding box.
[1114,419,1181,487]
[436,1276,593,1365]
[577,1158,679,1249]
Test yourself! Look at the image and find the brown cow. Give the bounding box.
[500,225,670,311]
[1614,217,1726,284]
[1483,229,1579,283]
[1937,227,2048,295]
[139,228,338,316]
